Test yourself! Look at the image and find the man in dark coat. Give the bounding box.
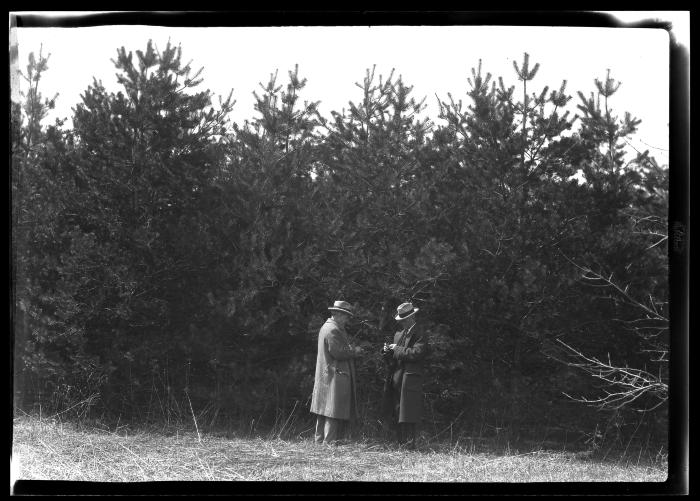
[382,302,429,450]
[310,300,363,445]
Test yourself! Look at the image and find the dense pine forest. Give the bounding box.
[12,40,669,452]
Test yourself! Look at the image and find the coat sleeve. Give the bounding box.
[326,327,355,361]
[393,330,429,362]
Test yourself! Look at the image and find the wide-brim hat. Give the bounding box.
[328,300,354,316]
[395,302,419,320]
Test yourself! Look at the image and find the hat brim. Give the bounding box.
[395,308,419,321]
[329,307,354,316]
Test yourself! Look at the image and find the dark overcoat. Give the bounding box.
[309,318,359,421]
[383,323,429,423]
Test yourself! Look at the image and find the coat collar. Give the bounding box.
[403,322,417,336]
[399,322,417,345]
[326,317,347,335]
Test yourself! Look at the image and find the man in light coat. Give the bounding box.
[310,300,363,445]
[382,302,429,450]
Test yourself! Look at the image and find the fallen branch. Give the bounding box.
[556,339,668,412]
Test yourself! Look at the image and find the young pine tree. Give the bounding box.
[68,39,234,417]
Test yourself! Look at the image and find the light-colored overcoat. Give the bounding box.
[389,323,429,423]
[309,318,359,421]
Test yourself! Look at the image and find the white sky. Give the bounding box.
[13,15,684,165]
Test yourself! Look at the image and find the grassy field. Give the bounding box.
[12,415,666,484]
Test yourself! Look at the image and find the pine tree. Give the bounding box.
[513,52,540,169]
[63,39,234,418]
[12,47,95,414]
[550,71,669,418]
[204,65,327,421]
[318,66,441,328]
[428,54,668,434]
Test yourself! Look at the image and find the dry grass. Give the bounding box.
[11,415,667,483]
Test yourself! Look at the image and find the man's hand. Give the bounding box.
[352,345,363,356]
[388,343,397,350]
